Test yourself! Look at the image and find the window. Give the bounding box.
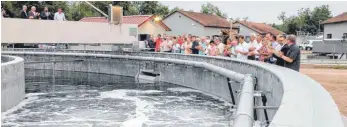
[327,34,332,39]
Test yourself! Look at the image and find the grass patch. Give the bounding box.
[313,65,347,70]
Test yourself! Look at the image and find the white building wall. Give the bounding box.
[204,27,224,37]
[163,12,205,36]
[1,18,138,44]
[235,23,260,37]
[323,22,347,39]
[138,20,166,36]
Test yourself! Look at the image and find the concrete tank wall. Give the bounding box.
[15,54,238,104]
[2,50,344,127]
[1,55,25,112]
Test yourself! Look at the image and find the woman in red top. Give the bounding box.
[177,35,184,45]
[155,34,162,52]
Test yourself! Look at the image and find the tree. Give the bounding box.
[156,3,170,17]
[170,6,183,13]
[66,1,97,21]
[201,3,214,15]
[200,2,227,18]
[112,1,140,16]
[1,1,69,18]
[310,5,332,33]
[137,1,170,17]
[277,11,286,24]
[295,8,310,31]
[275,5,332,34]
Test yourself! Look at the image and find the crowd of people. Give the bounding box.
[2,5,66,21]
[145,33,301,71]
[2,5,300,71]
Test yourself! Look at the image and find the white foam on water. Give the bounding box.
[3,88,233,127]
[100,89,164,127]
[167,87,233,107]
[1,93,44,119]
[167,87,203,93]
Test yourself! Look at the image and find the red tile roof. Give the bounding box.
[321,12,347,24]
[164,10,238,29]
[237,21,285,35]
[79,17,108,23]
[79,15,171,31]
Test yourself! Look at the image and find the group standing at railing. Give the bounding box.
[2,5,66,21]
[145,33,301,71]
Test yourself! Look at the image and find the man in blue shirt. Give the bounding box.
[190,36,200,54]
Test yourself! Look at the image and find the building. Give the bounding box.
[235,21,285,41]
[80,15,171,36]
[162,10,239,37]
[321,12,347,40]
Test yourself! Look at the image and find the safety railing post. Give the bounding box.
[233,74,254,127]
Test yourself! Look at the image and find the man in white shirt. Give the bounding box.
[253,34,263,60]
[235,35,250,60]
[215,38,225,56]
[266,33,279,63]
[54,8,66,21]
[248,33,259,60]
[161,37,172,52]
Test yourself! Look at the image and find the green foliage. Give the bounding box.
[66,2,96,21]
[276,5,332,34]
[113,1,139,16]
[170,6,184,14]
[138,1,170,17]
[200,2,227,18]
[1,1,186,21]
[1,1,70,18]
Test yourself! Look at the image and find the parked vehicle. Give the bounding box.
[312,39,347,59]
[299,40,323,50]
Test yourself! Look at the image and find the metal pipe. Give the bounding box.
[84,1,108,18]
[4,51,246,82]
[25,59,84,64]
[233,74,254,127]
[227,78,236,105]
[254,106,279,110]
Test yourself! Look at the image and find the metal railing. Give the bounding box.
[2,50,255,127]
[2,48,345,127]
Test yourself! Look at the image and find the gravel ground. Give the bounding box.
[300,64,347,116]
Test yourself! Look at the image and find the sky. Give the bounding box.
[160,1,347,24]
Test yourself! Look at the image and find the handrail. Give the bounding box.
[2,49,345,127]
[233,74,254,127]
[3,51,255,126]
[4,51,246,82]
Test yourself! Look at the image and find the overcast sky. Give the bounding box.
[160,1,347,24]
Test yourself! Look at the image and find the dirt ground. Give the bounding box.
[300,64,347,115]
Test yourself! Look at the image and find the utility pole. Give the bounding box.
[84,1,108,18]
[229,19,233,39]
